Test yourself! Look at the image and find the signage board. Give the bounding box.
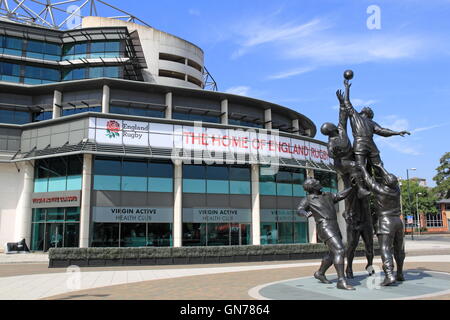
[183,208,252,223]
[88,117,331,165]
[31,191,81,208]
[93,207,174,223]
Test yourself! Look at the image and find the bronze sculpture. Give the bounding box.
[297,179,355,290]
[358,163,406,286]
[298,69,409,290]
[321,84,374,279]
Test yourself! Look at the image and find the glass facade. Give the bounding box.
[182,164,252,247]
[31,207,80,251]
[173,112,220,124]
[34,156,83,193]
[228,119,264,128]
[183,165,251,195]
[93,158,173,192]
[92,157,174,248]
[62,66,121,81]
[110,105,165,118]
[260,210,308,245]
[259,167,307,197]
[0,108,31,124]
[92,223,172,248]
[62,41,122,60]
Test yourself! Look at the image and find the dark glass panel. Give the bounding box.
[94,158,122,176]
[182,223,207,246]
[276,170,292,184]
[206,166,229,180]
[121,223,147,247]
[64,224,79,248]
[229,167,250,181]
[183,165,206,179]
[147,224,172,247]
[207,223,230,246]
[67,156,83,175]
[122,160,148,177]
[149,162,173,178]
[92,223,120,247]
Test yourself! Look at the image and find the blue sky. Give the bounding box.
[81,0,450,185]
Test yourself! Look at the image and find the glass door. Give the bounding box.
[45,223,64,251]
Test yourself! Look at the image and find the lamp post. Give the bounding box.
[407,168,416,240]
[416,193,423,236]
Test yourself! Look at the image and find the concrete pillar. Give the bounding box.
[102,85,110,114]
[52,90,62,119]
[173,159,183,247]
[306,168,317,244]
[14,161,34,244]
[337,175,347,243]
[264,108,272,130]
[79,154,92,248]
[221,99,228,125]
[292,119,300,135]
[251,164,261,245]
[165,92,173,119]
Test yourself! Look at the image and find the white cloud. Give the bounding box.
[412,122,450,133]
[231,18,326,59]
[225,86,251,96]
[229,15,430,69]
[267,66,315,80]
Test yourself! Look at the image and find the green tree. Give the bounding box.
[433,152,450,199]
[400,180,438,215]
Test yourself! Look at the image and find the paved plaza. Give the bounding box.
[0,234,449,300]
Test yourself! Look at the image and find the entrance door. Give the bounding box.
[45,224,64,251]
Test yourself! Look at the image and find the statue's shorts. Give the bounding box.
[317,219,342,243]
[375,215,403,236]
[353,138,380,157]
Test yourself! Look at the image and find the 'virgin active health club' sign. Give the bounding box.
[88,118,331,164]
[93,207,308,224]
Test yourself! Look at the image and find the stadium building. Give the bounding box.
[0,1,338,251]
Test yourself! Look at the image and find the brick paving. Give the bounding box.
[44,261,450,300]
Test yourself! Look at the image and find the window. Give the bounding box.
[110,105,165,118]
[426,213,444,228]
[182,223,250,247]
[30,207,80,251]
[0,109,31,124]
[228,118,264,129]
[260,210,309,245]
[3,36,23,56]
[34,156,83,193]
[173,112,221,124]
[62,106,101,116]
[260,167,306,197]
[183,165,251,195]
[92,223,172,248]
[93,158,174,193]
[26,40,61,61]
[0,61,20,83]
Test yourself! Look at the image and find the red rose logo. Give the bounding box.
[106,120,121,139]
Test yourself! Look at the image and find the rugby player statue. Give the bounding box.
[298,70,409,289]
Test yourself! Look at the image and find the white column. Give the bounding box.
[292,119,300,135]
[337,175,347,243]
[14,161,34,244]
[221,99,228,125]
[79,154,92,248]
[102,85,110,114]
[52,90,62,119]
[264,108,272,130]
[306,168,317,244]
[173,159,183,247]
[165,92,173,119]
[251,164,261,245]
